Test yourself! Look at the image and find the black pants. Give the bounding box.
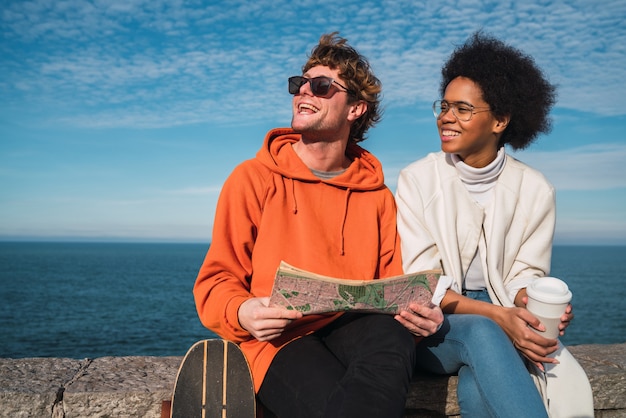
[257,313,416,418]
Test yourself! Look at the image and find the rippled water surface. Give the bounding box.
[1,242,624,358]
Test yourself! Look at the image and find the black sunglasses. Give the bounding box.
[288,76,353,97]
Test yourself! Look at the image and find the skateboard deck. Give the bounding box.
[171,339,256,418]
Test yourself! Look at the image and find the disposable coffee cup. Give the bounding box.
[526,277,572,339]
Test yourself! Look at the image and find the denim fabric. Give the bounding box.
[462,288,492,302]
[258,313,416,418]
[416,291,548,418]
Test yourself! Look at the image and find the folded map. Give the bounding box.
[269,261,441,315]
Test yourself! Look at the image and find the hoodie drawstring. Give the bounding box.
[290,178,298,214]
[339,188,351,256]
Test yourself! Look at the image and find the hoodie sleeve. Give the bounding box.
[377,189,405,278]
[193,160,268,342]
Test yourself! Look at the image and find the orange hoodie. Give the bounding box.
[193,128,403,392]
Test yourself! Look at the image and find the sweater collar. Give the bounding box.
[450,147,506,191]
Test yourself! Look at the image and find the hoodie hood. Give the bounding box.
[256,128,386,191]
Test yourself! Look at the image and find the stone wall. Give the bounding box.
[1,343,624,417]
[405,343,626,417]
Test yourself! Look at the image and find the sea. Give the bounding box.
[1,242,624,359]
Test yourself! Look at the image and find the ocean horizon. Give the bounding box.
[1,241,624,359]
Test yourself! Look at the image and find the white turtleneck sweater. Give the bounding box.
[451,148,506,291]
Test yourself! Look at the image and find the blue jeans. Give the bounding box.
[415,290,548,418]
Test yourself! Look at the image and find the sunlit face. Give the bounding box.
[437,76,506,168]
[290,65,361,141]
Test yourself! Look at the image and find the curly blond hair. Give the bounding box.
[302,32,382,142]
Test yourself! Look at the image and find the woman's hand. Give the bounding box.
[494,306,559,370]
[395,303,444,337]
[559,303,574,335]
[522,296,574,336]
[442,290,561,370]
[238,297,302,342]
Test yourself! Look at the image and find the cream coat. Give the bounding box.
[396,151,555,305]
[396,151,593,418]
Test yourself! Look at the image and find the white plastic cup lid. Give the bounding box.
[527,277,572,304]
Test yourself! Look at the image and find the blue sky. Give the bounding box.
[1,0,625,245]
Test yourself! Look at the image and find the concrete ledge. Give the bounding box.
[405,343,626,417]
[1,344,624,417]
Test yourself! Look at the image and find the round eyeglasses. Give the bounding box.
[289,76,354,97]
[432,100,491,122]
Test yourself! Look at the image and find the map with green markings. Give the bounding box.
[269,261,441,315]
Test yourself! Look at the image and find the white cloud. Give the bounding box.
[2,0,624,129]
[0,188,219,240]
[513,143,626,191]
[555,218,626,246]
[1,0,624,244]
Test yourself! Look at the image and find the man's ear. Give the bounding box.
[494,115,510,134]
[348,100,368,122]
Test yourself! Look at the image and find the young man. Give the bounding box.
[193,33,443,418]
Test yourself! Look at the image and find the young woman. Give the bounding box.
[396,32,593,417]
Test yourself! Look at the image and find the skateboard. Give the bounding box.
[170,339,256,418]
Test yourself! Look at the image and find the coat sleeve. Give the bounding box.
[503,177,556,301]
[395,166,443,274]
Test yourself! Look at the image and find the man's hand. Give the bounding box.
[238,297,303,341]
[395,303,444,337]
